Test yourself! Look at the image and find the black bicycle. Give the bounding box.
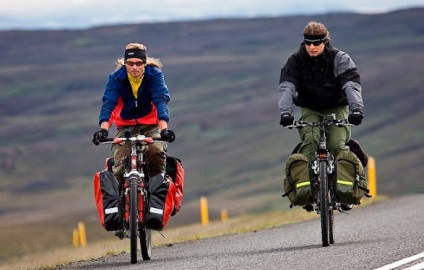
[286,118,353,247]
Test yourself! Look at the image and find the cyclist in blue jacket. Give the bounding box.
[92,43,174,180]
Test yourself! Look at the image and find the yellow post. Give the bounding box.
[200,196,209,225]
[73,228,79,248]
[367,156,377,198]
[78,222,87,247]
[221,209,228,222]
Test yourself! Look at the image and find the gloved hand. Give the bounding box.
[92,129,108,145]
[348,109,364,126]
[280,113,294,127]
[160,129,176,143]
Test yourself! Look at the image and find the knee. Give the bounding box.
[146,143,165,157]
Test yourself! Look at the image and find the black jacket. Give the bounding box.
[278,42,363,113]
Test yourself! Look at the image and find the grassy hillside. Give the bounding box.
[0,8,423,264]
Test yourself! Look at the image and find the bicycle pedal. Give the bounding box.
[340,209,350,214]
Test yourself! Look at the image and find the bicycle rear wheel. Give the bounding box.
[319,161,330,247]
[139,223,152,260]
[129,177,138,264]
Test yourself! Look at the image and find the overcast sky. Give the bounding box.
[0,0,423,30]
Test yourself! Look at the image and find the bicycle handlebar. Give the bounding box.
[99,135,167,145]
[285,119,353,129]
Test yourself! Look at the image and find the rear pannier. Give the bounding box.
[165,155,185,215]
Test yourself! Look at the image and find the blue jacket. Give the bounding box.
[99,65,170,127]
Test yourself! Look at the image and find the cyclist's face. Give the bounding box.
[305,42,325,57]
[125,58,145,77]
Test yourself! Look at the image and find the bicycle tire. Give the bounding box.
[319,161,330,247]
[139,186,152,260]
[129,177,138,264]
[139,223,152,260]
[329,171,335,245]
[329,207,335,244]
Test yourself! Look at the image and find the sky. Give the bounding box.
[0,0,423,31]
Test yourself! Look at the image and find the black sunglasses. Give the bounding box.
[304,37,327,46]
[125,61,144,67]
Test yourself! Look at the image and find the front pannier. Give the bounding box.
[335,150,370,205]
[93,170,122,231]
[146,175,176,231]
[282,153,313,206]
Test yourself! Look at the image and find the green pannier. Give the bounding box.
[282,153,313,206]
[335,150,369,205]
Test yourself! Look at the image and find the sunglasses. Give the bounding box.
[304,38,327,46]
[125,61,144,67]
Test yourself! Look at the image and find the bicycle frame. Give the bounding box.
[122,136,150,224]
[310,120,337,209]
[102,134,156,263]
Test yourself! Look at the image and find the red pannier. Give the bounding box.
[93,169,122,231]
[165,155,185,215]
[146,175,176,231]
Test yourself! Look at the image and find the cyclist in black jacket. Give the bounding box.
[278,21,364,162]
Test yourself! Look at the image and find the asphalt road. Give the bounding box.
[58,194,424,270]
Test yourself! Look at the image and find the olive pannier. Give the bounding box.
[335,150,370,205]
[282,153,313,206]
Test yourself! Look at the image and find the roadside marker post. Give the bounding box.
[78,222,87,247]
[73,228,79,248]
[221,209,228,222]
[200,196,209,225]
[368,156,377,198]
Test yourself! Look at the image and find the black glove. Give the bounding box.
[280,113,294,127]
[92,129,108,145]
[348,110,364,126]
[160,129,175,143]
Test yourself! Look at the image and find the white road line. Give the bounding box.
[374,252,424,270]
[403,262,424,270]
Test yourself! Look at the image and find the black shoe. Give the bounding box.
[302,204,314,212]
[114,229,125,239]
[341,204,353,211]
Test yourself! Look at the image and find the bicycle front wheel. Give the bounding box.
[139,185,152,260]
[319,160,330,247]
[129,177,138,264]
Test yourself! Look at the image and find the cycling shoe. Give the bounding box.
[114,229,125,239]
[302,204,314,212]
[340,204,353,211]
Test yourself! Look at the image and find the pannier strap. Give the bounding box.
[281,192,294,208]
[356,183,372,197]
[282,187,294,198]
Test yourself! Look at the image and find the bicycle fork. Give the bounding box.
[311,155,336,213]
